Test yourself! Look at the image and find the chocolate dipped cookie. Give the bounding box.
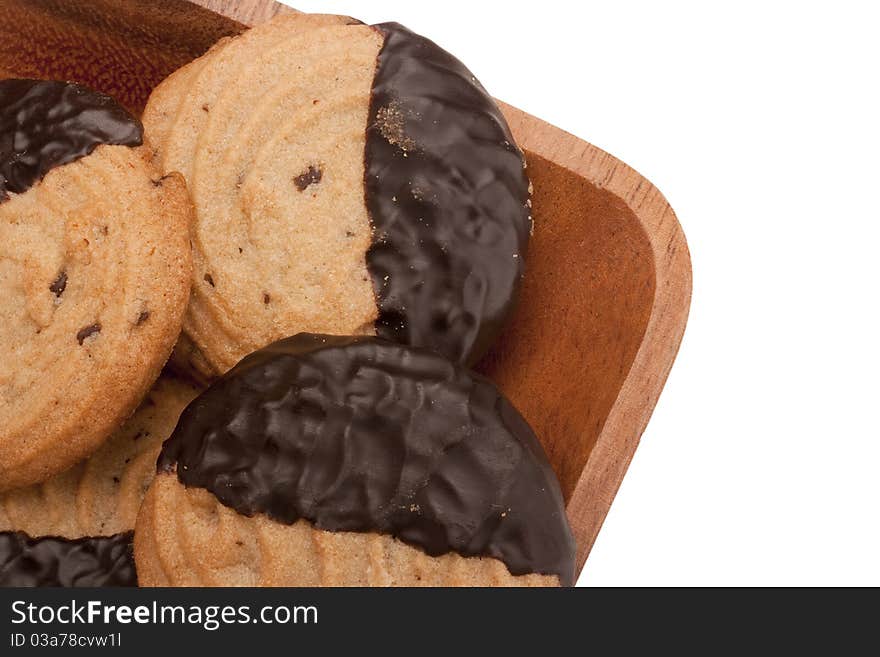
[134,334,574,587]
[0,80,193,490]
[143,14,531,375]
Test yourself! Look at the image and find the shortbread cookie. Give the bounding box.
[0,531,135,587]
[0,80,193,490]
[135,334,574,587]
[143,15,530,374]
[0,375,200,538]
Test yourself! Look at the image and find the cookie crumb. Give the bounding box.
[294,165,322,191]
[76,322,101,345]
[49,270,67,297]
[376,102,416,152]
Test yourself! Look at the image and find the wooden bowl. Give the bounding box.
[0,0,691,579]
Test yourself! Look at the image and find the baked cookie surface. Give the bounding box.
[0,375,201,539]
[135,334,574,587]
[143,14,530,375]
[0,80,193,490]
[137,478,560,587]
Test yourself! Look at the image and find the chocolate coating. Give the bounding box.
[0,79,143,202]
[158,334,575,585]
[0,531,136,587]
[365,24,532,365]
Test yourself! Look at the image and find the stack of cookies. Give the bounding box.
[0,14,575,587]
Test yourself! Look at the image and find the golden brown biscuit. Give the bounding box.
[0,375,200,538]
[0,80,192,490]
[145,14,379,376]
[144,14,532,375]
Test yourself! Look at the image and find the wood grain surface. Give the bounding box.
[494,104,692,567]
[0,0,246,113]
[0,0,691,577]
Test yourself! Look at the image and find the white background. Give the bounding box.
[286,0,880,585]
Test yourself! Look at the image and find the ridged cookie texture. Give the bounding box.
[136,476,556,587]
[143,13,530,376]
[0,531,136,587]
[135,334,574,587]
[144,14,380,376]
[0,375,201,539]
[0,80,193,490]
